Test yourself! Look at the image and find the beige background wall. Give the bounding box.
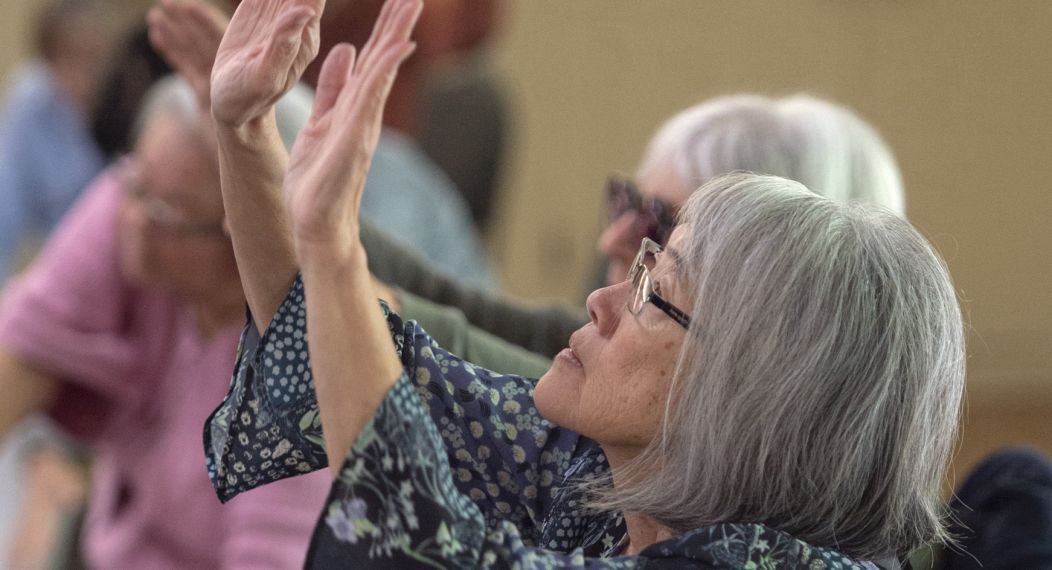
[1,1,1049,472]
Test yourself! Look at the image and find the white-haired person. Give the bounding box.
[0,76,332,568]
[202,0,965,567]
[597,91,903,294]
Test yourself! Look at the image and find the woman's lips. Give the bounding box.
[558,335,584,368]
[556,348,583,368]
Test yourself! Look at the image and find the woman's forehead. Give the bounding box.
[136,120,221,200]
[639,165,691,207]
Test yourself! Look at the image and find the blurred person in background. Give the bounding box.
[0,0,112,281]
[596,93,904,287]
[415,0,509,230]
[0,76,331,569]
[0,0,114,560]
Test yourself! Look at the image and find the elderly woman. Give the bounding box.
[0,76,331,568]
[205,0,965,567]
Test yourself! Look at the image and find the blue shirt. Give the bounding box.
[363,130,494,288]
[0,63,106,281]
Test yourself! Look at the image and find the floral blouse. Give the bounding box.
[205,277,881,569]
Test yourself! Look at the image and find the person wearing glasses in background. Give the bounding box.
[0,77,332,568]
[199,1,965,566]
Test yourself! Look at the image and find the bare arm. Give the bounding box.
[284,0,422,474]
[154,0,423,467]
[215,118,299,331]
[0,347,58,438]
[151,0,322,330]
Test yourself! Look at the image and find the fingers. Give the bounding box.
[313,44,356,119]
[355,0,403,62]
[259,5,318,90]
[348,0,422,97]
[330,0,420,132]
[148,0,215,108]
[148,0,225,70]
[179,0,229,44]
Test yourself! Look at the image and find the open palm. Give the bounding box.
[211,0,324,127]
[148,0,229,112]
[284,0,421,252]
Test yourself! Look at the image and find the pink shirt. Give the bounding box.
[0,171,330,569]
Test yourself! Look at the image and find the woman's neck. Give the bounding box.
[621,512,676,556]
[603,446,677,556]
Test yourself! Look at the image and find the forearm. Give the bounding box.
[300,244,403,477]
[215,113,299,332]
[0,347,58,438]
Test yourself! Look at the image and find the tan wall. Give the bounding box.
[1,1,1049,469]
[0,0,37,75]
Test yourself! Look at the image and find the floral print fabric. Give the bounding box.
[205,277,880,569]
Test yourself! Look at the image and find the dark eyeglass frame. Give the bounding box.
[628,237,691,330]
[606,175,678,245]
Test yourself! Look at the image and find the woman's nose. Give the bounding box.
[585,281,628,337]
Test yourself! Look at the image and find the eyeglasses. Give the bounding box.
[116,157,228,240]
[606,175,678,246]
[628,237,691,330]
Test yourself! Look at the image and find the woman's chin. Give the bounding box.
[534,367,580,431]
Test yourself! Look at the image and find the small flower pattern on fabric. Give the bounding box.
[205,276,883,568]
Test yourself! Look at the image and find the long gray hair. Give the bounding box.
[598,173,964,558]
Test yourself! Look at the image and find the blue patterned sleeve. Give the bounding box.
[308,373,641,569]
[205,279,327,502]
[205,276,608,545]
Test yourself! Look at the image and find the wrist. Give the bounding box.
[297,235,367,276]
[213,110,280,148]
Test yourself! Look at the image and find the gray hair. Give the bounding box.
[636,94,906,216]
[779,95,905,215]
[599,173,964,558]
[133,75,313,152]
[133,75,202,146]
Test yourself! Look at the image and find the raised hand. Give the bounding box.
[210,0,324,128]
[284,0,422,257]
[147,0,229,112]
